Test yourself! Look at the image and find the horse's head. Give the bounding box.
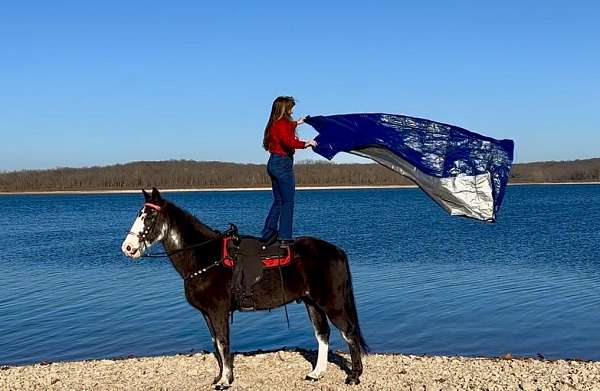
[121,187,168,259]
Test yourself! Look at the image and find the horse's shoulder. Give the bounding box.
[184,271,230,304]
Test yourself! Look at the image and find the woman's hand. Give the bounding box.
[305,139,318,148]
[296,116,306,125]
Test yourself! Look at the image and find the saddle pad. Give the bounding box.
[222,236,292,268]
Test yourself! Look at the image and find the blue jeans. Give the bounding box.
[261,154,295,241]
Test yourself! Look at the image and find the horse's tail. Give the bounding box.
[340,248,369,354]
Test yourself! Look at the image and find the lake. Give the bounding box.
[1,185,599,365]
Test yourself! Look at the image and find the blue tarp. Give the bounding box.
[305,113,514,222]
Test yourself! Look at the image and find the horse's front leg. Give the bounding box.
[202,313,223,385]
[208,310,234,390]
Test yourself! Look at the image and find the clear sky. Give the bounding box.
[1,1,598,171]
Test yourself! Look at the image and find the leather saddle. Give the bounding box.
[222,230,293,311]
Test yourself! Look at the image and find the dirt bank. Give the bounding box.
[2,349,600,390]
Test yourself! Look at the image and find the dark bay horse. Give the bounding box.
[121,188,367,389]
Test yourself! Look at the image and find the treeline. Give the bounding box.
[0,160,412,192]
[0,158,599,193]
[510,158,600,183]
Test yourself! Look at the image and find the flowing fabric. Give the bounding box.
[305,113,514,222]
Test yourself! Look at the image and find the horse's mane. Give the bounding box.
[162,201,220,241]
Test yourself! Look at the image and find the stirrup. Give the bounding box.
[238,295,255,311]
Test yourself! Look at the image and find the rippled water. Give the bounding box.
[1,185,599,365]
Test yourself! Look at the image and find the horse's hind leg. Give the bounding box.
[322,305,363,385]
[304,301,331,381]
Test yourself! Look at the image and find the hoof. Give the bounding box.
[214,384,230,390]
[304,375,320,382]
[345,377,360,385]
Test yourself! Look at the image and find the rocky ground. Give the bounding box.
[2,349,600,390]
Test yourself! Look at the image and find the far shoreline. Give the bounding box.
[0,181,599,196]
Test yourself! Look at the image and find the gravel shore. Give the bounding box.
[2,349,600,391]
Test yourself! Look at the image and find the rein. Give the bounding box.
[134,201,226,258]
[141,234,227,281]
[144,235,227,281]
[141,235,223,258]
[131,201,237,280]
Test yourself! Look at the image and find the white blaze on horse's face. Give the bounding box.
[122,203,168,259]
[122,208,147,258]
[123,206,167,259]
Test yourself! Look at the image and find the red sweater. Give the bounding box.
[267,119,306,157]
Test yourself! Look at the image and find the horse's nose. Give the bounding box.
[122,242,137,257]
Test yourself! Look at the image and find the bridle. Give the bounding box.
[125,202,236,280]
[126,202,162,243]
[143,202,162,212]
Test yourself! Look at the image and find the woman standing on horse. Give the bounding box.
[261,96,317,244]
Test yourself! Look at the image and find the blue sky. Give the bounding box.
[1,1,598,171]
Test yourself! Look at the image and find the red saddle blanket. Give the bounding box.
[221,236,293,268]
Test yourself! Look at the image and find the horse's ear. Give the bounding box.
[142,189,150,201]
[151,187,162,201]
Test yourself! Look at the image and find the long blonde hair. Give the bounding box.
[262,96,295,150]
